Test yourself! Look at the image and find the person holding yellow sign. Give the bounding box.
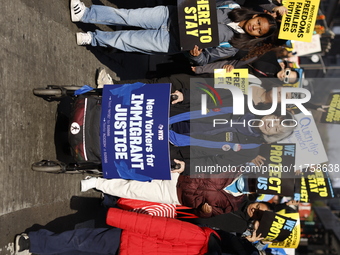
[192,50,301,85]
[188,3,279,65]
[71,0,278,65]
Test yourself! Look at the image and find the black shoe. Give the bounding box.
[15,233,30,252]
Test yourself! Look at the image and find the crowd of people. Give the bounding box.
[14,0,326,254]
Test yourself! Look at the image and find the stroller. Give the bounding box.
[31,85,103,175]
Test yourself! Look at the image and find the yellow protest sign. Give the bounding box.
[297,169,334,202]
[214,68,249,94]
[269,212,301,248]
[177,0,219,50]
[279,0,320,42]
[283,81,299,88]
[257,211,298,243]
[300,175,309,202]
[321,92,340,124]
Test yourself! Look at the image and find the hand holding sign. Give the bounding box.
[222,64,234,73]
[171,159,185,174]
[251,155,266,167]
[273,5,288,16]
[171,90,184,105]
[317,105,329,112]
[190,45,203,57]
[245,231,264,243]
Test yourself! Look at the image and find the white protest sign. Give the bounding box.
[292,34,321,56]
[279,112,328,169]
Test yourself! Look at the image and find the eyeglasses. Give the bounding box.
[283,69,291,84]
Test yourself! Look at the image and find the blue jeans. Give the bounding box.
[80,5,179,54]
[29,228,121,255]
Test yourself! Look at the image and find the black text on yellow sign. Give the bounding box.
[279,0,320,42]
[270,224,299,248]
[269,213,300,248]
[300,170,329,202]
[266,215,296,241]
[307,170,328,197]
[214,69,249,94]
[257,145,295,194]
[324,94,340,123]
[184,0,214,43]
[300,176,308,202]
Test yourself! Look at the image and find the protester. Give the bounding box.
[77,69,297,207]
[15,207,262,255]
[182,199,274,234]
[95,68,299,108]
[192,50,301,86]
[70,0,278,65]
[80,98,296,210]
[97,67,327,112]
[80,104,294,199]
[187,4,279,65]
[80,95,296,201]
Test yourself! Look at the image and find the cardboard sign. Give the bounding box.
[279,0,320,42]
[278,112,328,169]
[292,34,322,56]
[295,169,335,202]
[269,212,301,248]
[214,68,249,94]
[256,144,296,196]
[100,83,171,180]
[320,91,340,124]
[177,0,219,50]
[257,211,297,242]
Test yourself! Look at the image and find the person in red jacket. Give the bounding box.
[15,207,262,255]
[15,208,217,255]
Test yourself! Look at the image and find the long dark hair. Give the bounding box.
[228,8,278,49]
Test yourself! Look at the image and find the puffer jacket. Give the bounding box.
[106,208,219,255]
[177,172,245,218]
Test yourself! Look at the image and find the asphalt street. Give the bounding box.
[0,0,182,254]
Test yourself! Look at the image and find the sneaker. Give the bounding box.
[76,32,92,46]
[97,68,114,88]
[70,0,86,22]
[15,233,30,253]
[81,176,98,192]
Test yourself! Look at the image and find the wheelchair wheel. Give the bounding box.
[31,160,64,173]
[33,87,63,97]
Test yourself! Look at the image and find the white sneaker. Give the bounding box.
[76,32,92,46]
[71,0,86,22]
[97,68,114,88]
[81,176,98,192]
[15,233,31,254]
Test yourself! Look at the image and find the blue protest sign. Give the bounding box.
[101,83,171,180]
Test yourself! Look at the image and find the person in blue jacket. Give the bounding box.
[70,0,278,65]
